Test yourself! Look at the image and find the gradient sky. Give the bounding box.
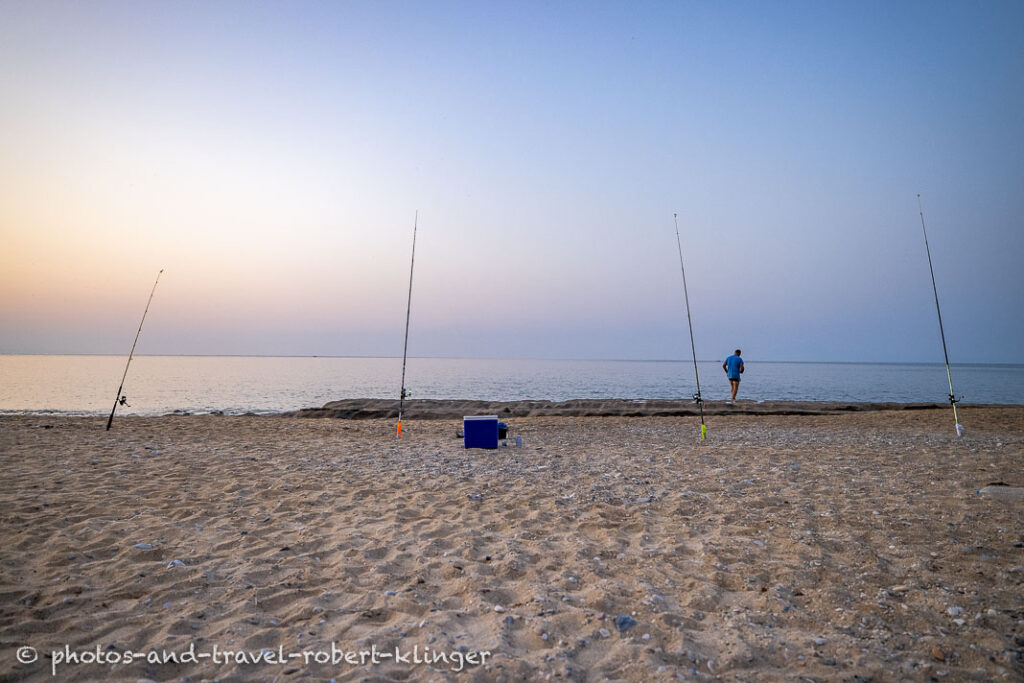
[1,1,1021,363]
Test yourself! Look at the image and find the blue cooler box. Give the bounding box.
[464,415,498,449]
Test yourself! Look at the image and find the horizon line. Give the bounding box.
[1,352,1021,368]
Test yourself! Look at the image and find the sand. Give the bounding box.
[1,404,1022,681]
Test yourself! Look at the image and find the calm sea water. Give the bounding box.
[1,355,1022,416]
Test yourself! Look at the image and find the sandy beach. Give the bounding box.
[1,403,1022,681]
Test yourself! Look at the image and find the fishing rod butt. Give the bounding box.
[700,423,706,440]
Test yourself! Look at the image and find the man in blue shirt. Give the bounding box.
[723,349,744,402]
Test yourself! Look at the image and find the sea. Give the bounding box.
[1,355,1022,417]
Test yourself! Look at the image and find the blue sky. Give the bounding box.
[1,1,1021,362]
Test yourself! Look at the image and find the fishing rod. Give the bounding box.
[673,213,706,440]
[106,269,163,431]
[397,211,418,439]
[917,195,962,436]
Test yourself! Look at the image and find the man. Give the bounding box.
[723,349,744,402]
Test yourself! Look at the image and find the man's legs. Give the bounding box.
[729,379,739,401]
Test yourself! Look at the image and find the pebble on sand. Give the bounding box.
[614,614,637,633]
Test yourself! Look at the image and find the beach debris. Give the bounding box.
[132,543,153,550]
[598,628,610,638]
[167,559,186,568]
[614,614,637,633]
[978,485,1024,500]
[812,637,827,645]
[946,606,963,617]
[494,605,506,613]
[931,647,945,661]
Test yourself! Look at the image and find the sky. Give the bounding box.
[1,1,1022,363]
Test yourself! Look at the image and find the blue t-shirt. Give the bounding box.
[725,355,743,380]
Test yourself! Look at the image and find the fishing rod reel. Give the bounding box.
[692,392,703,405]
[948,393,962,405]
[118,395,130,407]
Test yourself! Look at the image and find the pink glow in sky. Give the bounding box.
[1,1,1021,362]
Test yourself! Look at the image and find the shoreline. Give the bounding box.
[293,398,997,419]
[6,398,1021,420]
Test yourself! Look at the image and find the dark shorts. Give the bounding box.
[729,377,740,383]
